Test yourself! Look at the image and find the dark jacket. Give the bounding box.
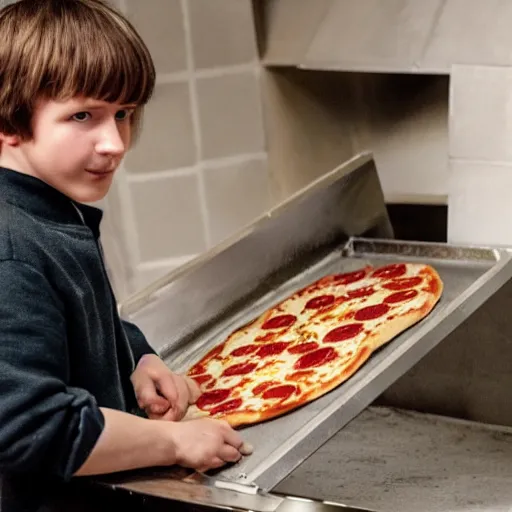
[0,167,156,510]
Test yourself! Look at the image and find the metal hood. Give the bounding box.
[256,0,512,74]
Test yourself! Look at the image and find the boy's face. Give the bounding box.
[0,96,135,203]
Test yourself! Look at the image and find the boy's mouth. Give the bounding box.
[85,168,115,176]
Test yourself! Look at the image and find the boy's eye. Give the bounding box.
[72,112,91,122]
[115,109,132,121]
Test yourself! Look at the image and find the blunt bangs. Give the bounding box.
[0,0,156,138]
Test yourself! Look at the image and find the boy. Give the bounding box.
[0,0,251,509]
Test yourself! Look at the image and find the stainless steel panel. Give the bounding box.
[97,469,378,512]
[276,406,512,512]
[303,0,444,73]
[120,152,393,357]
[379,254,512,427]
[99,467,284,512]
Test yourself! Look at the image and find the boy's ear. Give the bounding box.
[0,133,21,146]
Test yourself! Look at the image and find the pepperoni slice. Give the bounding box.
[222,362,257,377]
[333,270,367,285]
[210,398,243,416]
[188,363,206,376]
[295,346,337,370]
[253,381,279,395]
[384,289,419,304]
[262,384,296,401]
[262,314,296,330]
[323,323,364,343]
[354,304,390,321]
[347,286,375,299]
[205,379,217,390]
[383,276,422,291]
[231,345,259,357]
[286,370,315,382]
[191,374,213,386]
[426,276,441,295]
[257,342,289,358]
[196,389,231,410]
[371,263,407,279]
[288,342,319,354]
[311,296,347,316]
[305,295,335,309]
[255,332,276,342]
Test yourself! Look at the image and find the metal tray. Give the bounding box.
[123,237,512,493]
[181,238,512,491]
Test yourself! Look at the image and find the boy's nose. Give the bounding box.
[95,122,126,155]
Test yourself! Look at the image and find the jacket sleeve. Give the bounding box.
[121,319,157,364]
[0,260,104,480]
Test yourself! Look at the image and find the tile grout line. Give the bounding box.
[111,167,144,293]
[449,157,512,167]
[156,62,259,85]
[181,0,212,249]
[127,166,199,183]
[202,151,267,169]
[137,255,197,271]
[125,152,268,183]
[114,0,149,292]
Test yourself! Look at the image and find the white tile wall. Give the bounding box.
[196,71,265,160]
[104,0,268,298]
[450,65,512,162]
[449,64,512,246]
[448,161,512,246]
[203,156,271,245]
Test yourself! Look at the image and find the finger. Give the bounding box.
[154,372,179,408]
[159,407,181,422]
[219,424,253,455]
[239,442,254,456]
[172,374,190,420]
[158,377,190,420]
[146,409,166,420]
[149,400,171,414]
[217,420,244,448]
[218,444,242,464]
[156,374,188,421]
[198,457,225,472]
[184,376,201,404]
[146,400,172,418]
[133,373,168,409]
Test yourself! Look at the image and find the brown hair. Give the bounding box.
[0,0,156,139]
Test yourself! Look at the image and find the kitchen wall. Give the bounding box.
[0,0,270,300]
[101,0,271,299]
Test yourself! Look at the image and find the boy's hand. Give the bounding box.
[131,354,201,421]
[170,418,254,472]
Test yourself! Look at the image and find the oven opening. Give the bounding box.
[263,68,449,244]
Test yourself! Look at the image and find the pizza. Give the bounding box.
[184,262,443,428]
